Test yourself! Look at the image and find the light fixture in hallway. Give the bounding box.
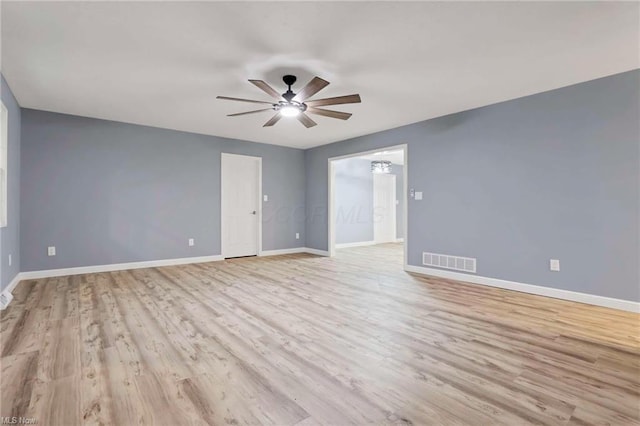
[371,160,391,174]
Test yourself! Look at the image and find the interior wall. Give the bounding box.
[10,70,640,302]
[306,70,639,302]
[334,157,373,245]
[0,75,21,291]
[20,109,306,272]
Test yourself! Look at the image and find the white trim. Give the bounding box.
[335,241,376,249]
[20,255,224,280]
[405,264,640,313]
[259,247,307,257]
[328,143,408,263]
[327,144,408,163]
[0,272,23,310]
[261,247,330,257]
[304,248,330,257]
[10,247,330,290]
[396,238,404,243]
[0,101,8,229]
[221,153,262,258]
[329,159,335,257]
[5,272,22,293]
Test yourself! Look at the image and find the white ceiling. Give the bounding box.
[1,1,638,149]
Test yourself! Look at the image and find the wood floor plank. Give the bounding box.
[28,375,81,425]
[0,351,39,418]
[1,243,638,425]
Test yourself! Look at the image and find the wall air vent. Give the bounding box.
[422,252,476,273]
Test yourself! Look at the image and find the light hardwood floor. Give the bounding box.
[1,243,639,425]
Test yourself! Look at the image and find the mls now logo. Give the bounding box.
[0,418,37,425]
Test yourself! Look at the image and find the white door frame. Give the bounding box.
[221,153,262,258]
[328,143,408,267]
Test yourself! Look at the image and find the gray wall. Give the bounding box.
[392,165,404,239]
[334,158,373,245]
[0,75,21,291]
[306,70,639,302]
[20,109,306,271]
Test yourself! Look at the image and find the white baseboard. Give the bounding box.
[16,247,327,286]
[6,253,635,313]
[20,255,224,280]
[260,247,330,257]
[259,247,307,257]
[0,272,22,310]
[304,247,330,257]
[335,241,376,249]
[405,264,640,313]
[0,272,23,310]
[6,272,23,294]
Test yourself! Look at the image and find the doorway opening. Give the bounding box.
[328,145,407,266]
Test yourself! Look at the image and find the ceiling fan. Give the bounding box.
[216,75,361,128]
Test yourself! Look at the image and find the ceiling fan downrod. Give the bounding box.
[282,75,297,102]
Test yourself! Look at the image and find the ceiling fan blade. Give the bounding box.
[297,113,317,128]
[216,96,274,105]
[263,113,282,127]
[293,76,330,102]
[306,107,352,120]
[249,80,284,100]
[227,108,273,117]
[304,94,361,107]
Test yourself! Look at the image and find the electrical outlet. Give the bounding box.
[295,233,300,240]
[48,246,56,256]
[188,238,195,247]
[263,195,268,202]
[414,191,423,200]
[550,259,560,272]
[8,254,12,266]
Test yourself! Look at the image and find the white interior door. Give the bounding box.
[221,153,260,258]
[373,173,396,244]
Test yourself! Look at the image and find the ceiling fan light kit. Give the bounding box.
[277,102,304,117]
[217,75,361,128]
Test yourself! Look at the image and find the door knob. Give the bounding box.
[251,210,256,215]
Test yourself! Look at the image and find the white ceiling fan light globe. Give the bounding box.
[280,105,301,117]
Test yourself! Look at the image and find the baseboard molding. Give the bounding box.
[335,241,376,249]
[259,247,307,257]
[0,273,22,310]
[304,247,330,257]
[7,253,635,313]
[16,248,328,284]
[20,255,224,280]
[405,265,640,313]
[5,272,23,294]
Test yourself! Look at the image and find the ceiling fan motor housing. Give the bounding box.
[282,75,297,87]
[282,75,297,101]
